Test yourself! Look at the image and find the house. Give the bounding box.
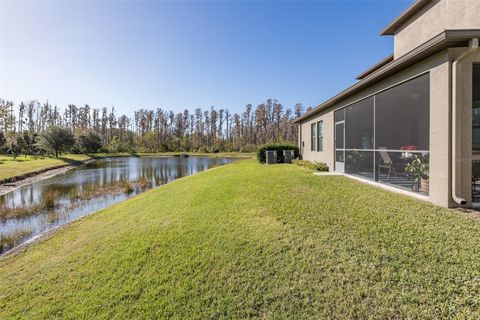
[294,0,480,208]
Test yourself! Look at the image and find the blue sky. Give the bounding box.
[0,0,413,116]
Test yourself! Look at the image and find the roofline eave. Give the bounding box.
[294,29,480,124]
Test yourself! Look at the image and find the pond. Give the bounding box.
[0,156,234,254]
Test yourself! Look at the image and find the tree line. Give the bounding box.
[0,99,306,157]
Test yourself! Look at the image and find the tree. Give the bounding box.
[22,131,37,156]
[76,130,102,153]
[26,100,38,133]
[1,97,303,155]
[0,99,15,132]
[0,131,6,152]
[37,126,75,157]
[6,133,26,159]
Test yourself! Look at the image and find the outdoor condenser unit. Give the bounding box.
[265,150,277,164]
[283,150,294,163]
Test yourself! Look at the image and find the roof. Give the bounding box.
[380,0,432,36]
[294,29,480,123]
[356,54,394,80]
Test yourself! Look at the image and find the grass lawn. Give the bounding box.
[0,153,129,182]
[1,160,480,318]
[0,152,254,182]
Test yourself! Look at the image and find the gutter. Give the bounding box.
[451,38,479,205]
[356,54,394,80]
[380,0,432,36]
[294,30,480,124]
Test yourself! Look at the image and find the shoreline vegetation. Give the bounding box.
[0,155,241,254]
[2,160,480,318]
[0,152,254,185]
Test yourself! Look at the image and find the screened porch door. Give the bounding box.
[335,121,345,173]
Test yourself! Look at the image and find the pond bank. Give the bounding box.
[0,156,236,255]
[0,160,94,196]
[0,153,134,184]
[0,152,253,191]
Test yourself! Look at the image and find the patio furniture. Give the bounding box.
[378,147,394,180]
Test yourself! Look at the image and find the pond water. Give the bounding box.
[0,156,233,254]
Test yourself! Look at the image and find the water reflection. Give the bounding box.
[0,156,233,254]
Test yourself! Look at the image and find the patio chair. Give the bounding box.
[378,147,394,180]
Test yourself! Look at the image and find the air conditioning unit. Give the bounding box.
[283,150,294,163]
[265,150,277,164]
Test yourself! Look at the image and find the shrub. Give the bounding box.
[207,146,220,153]
[107,136,121,153]
[197,146,219,153]
[257,143,299,163]
[124,183,134,194]
[239,144,257,153]
[293,159,329,172]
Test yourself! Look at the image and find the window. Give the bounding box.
[311,123,317,152]
[317,121,323,151]
[473,64,480,150]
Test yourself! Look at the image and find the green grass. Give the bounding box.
[0,153,131,182]
[1,160,480,318]
[0,154,87,182]
[0,152,253,182]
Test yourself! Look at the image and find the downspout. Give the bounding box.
[451,38,479,205]
[298,123,302,157]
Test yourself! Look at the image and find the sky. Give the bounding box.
[0,0,413,116]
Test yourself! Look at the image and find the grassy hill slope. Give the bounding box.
[1,160,480,319]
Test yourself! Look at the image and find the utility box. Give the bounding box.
[283,150,294,163]
[265,150,277,164]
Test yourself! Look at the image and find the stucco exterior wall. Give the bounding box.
[394,0,480,58]
[454,49,480,205]
[300,50,457,206]
[299,111,334,171]
[428,50,452,207]
[394,0,444,59]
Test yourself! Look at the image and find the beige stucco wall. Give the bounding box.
[301,46,480,208]
[428,50,452,207]
[299,111,334,171]
[453,49,480,205]
[298,0,480,207]
[300,49,463,207]
[394,0,480,58]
